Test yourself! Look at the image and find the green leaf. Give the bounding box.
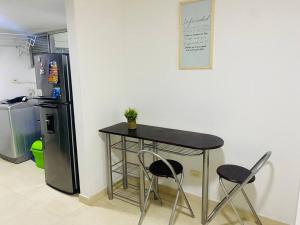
[124,107,138,121]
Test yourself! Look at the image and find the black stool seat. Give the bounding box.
[217,164,255,184]
[149,159,183,178]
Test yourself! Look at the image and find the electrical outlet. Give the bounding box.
[190,170,201,177]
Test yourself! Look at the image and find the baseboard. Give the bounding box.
[78,188,107,206]
[78,178,127,205]
[78,179,287,225]
[158,184,288,225]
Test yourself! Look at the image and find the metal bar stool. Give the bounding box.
[137,150,195,225]
[206,151,272,225]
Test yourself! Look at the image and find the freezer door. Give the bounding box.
[34,53,72,103]
[40,103,78,194]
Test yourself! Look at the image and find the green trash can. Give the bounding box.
[31,140,44,169]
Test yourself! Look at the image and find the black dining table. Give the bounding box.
[99,122,224,225]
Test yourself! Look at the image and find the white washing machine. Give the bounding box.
[0,99,41,163]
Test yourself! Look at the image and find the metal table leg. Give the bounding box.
[139,139,145,211]
[105,134,113,199]
[153,141,159,199]
[202,150,210,225]
[121,136,128,189]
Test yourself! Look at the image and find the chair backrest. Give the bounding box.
[250,151,272,175]
[137,150,181,182]
[206,151,272,224]
[239,151,272,187]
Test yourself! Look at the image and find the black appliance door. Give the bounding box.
[34,53,72,103]
[40,103,78,194]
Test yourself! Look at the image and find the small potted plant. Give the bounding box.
[124,108,138,130]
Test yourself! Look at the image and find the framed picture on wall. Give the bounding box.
[179,0,215,70]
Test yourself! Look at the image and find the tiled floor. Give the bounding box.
[0,158,285,225]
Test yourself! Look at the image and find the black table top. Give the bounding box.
[99,122,224,150]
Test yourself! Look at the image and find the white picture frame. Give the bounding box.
[179,0,215,70]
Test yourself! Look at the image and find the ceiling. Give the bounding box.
[0,0,66,34]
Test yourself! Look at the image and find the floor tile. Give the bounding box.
[0,158,286,225]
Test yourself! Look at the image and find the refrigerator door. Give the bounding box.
[40,103,78,194]
[34,54,72,103]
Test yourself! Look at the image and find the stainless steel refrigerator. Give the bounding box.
[34,53,79,194]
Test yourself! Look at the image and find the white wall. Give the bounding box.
[65,0,126,197]
[0,47,35,100]
[66,0,300,224]
[122,0,300,223]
